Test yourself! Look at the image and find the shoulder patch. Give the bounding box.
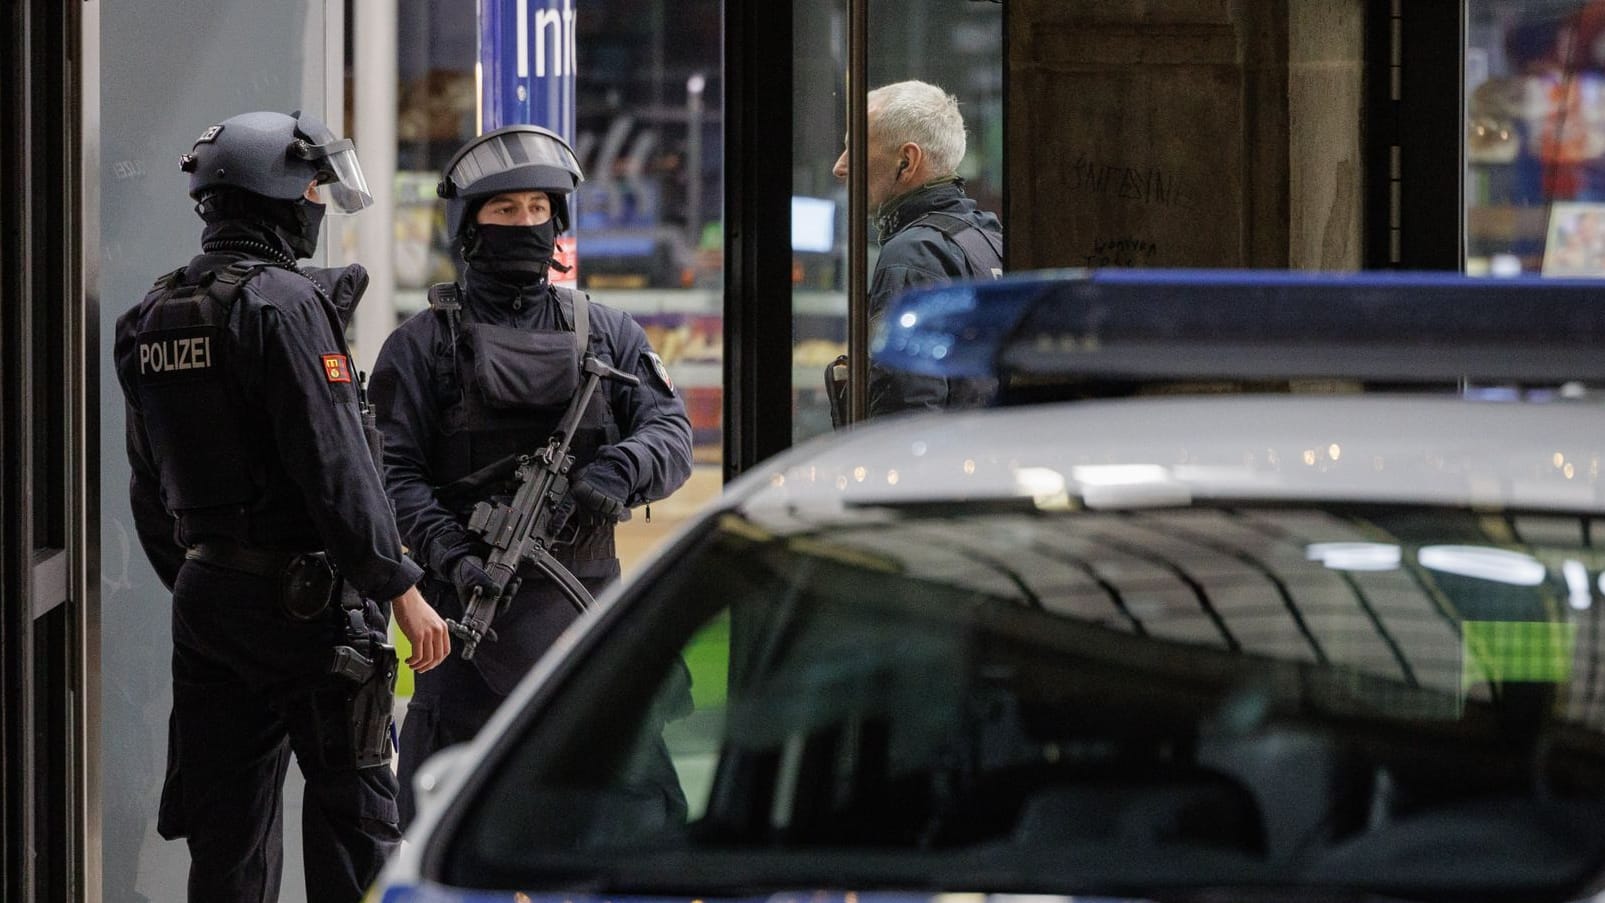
[322,353,352,383]
[644,351,675,396]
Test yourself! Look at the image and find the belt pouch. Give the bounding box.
[281,553,339,620]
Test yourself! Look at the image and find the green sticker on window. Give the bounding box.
[1463,620,1576,687]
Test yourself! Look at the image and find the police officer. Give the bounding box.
[114,110,451,903]
[832,79,1004,417]
[369,124,693,827]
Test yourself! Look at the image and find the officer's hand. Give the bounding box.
[569,459,633,523]
[392,586,449,672]
[451,554,499,608]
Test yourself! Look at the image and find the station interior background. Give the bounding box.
[8,0,1605,900]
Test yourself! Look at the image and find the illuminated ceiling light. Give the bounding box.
[963,459,976,475]
[1071,464,1171,486]
[887,470,900,485]
[1419,545,1546,586]
[1564,559,1592,610]
[1307,542,1401,572]
[1069,464,1188,508]
[1328,443,1342,461]
[1303,450,1317,466]
[1015,466,1070,510]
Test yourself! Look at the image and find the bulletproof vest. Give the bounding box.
[428,282,619,510]
[133,263,270,522]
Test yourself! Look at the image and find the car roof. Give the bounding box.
[733,394,1605,516]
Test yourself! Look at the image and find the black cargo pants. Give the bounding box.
[161,559,400,903]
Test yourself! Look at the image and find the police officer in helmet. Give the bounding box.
[114,110,451,903]
[369,124,693,826]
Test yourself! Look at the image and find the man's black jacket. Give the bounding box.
[868,179,1003,417]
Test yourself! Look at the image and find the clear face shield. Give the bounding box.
[291,111,374,214]
[440,127,584,198]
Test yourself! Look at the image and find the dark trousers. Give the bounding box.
[163,560,400,903]
[395,648,504,829]
[395,569,614,828]
[394,573,695,833]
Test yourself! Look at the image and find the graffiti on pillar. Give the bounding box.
[1085,236,1160,267]
[1068,153,1192,209]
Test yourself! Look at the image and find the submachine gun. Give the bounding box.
[446,352,640,660]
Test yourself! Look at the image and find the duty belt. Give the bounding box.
[185,540,302,578]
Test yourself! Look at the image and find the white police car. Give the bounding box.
[371,270,1605,903]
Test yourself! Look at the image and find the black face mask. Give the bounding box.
[195,189,324,261]
[463,221,557,285]
[285,198,327,259]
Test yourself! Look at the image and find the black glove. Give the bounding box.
[450,554,499,609]
[568,457,634,523]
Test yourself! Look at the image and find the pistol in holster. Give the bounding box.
[327,638,400,770]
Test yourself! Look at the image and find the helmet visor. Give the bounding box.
[292,111,373,213]
[318,146,373,213]
[443,129,583,196]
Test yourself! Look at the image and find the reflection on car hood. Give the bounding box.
[736,396,1605,515]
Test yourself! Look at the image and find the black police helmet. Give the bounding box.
[438,124,584,238]
[180,110,373,213]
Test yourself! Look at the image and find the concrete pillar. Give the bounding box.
[1289,0,1364,270]
[1007,0,1364,272]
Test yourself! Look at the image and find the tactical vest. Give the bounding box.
[134,262,374,547]
[427,282,620,559]
[134,263,277,539]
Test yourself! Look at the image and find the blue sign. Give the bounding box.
[479,0,580,282]
[479,0,577,136]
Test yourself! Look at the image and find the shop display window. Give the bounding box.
[1468,0,1605,276]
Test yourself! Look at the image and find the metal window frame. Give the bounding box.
[2,0,98,899]
[722,0,795,478]
[1364,0,1464,270]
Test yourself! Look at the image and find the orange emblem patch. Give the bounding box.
[322,354,352,383]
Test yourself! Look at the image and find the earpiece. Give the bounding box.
[896,159,908,180]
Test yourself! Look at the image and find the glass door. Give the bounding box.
[791,0,1002,441]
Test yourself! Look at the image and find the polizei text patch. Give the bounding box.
[138,327,216,380]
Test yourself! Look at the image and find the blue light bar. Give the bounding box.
[873,269,1605,385]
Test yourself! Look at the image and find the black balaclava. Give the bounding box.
[286,197,327,258]
[196,188,325,259]
[461,219,558,286]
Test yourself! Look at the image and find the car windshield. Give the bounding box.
[444,501,1605,900]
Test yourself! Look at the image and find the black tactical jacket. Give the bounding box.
[368,270,693,584]
[868,179,1004,417]
[113,219,423,600]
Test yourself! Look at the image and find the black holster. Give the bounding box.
[348,642,399,769]
[298,640,398,771]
